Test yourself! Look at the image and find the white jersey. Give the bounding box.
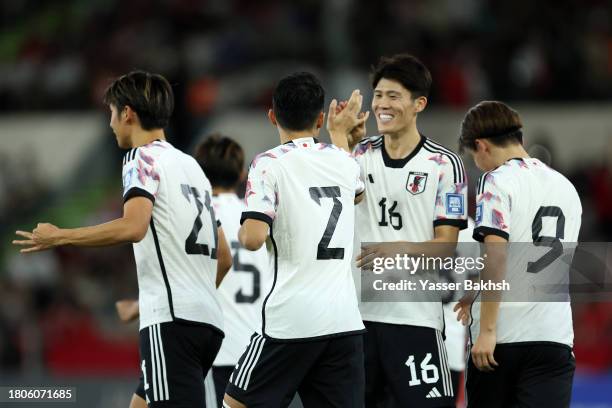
[471,158,582,347]
[212,193,271,366]
[442,219,476,372]
[353,135,468,330]
[121,140,223,332]
[242,137,365,340]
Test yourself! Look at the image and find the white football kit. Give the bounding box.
[471,157,582,347]
[241,137,365,340]
[212,193,270,366]
[354,134,468,330]
[121,140,223,333]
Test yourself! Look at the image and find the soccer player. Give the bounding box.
[455,101,580,407]
[194,134,271,407]
[329,54,467,407]
[223,72,367,408]
[13,71,233,408]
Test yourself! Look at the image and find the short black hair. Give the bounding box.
[103,71,174,130]
[371,54,432,98]
[272,72,325,131]
[459,101,523,153]
[194,134,244,189]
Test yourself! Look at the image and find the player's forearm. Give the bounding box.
[216,227,232,287]
[479,241,506,332]
[59,217,147,247]
[328,131,351,152]
[479,300,500,333]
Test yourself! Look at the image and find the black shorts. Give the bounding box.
[138,365,232,408]
[466,342,575,408]
[203,365,233,408]
[225,333,365,408]
[364,321,455,408]
[136,321,223,408]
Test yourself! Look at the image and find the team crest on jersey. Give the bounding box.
[406,172,428,195]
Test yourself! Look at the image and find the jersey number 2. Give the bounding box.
[181,184,218,259]
[309,186,344,260]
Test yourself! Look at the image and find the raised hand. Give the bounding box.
[327,90,369,152]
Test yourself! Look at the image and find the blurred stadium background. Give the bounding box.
[0,0,611,406]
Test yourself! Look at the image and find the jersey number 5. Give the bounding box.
[181,184,218,259]
[309,186,344,260]
[231,241,261,304]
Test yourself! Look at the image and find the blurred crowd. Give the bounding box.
[2,0,612,148]
[0,152,48,233]
[1,0,611,378]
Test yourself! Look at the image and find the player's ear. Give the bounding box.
[414,96,427,113]
[124,105,137,125]
[268,109,277,127]
[476,138,489,153]
[315,111,324,129]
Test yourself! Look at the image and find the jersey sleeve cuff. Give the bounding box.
[433,218,468,230]
[473,226,509,242]
[124,187,155,204]
[240,211,273,227]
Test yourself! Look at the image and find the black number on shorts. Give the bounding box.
[181,184,218,258]
[309,186,344,260]
[378,197,402,230]
[527,206,565,273]
[231,241,261,303]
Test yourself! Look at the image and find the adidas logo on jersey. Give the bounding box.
[426,386,442,398]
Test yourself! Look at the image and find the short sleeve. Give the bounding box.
[240,153,278,227]
[122,148,160,203]
[473,172,511,242]
[433,158,468,230]
[352,158,365,197]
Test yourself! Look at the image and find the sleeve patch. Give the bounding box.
[445,193,464,215]
[476,202,483,224]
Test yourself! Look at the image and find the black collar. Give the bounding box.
[381,134,426,168]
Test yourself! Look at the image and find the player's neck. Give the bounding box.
[383,125,421,159]
[130,128,166,148]
[278,127,319,144]
[491,145,530,168]
[212,187,236,196]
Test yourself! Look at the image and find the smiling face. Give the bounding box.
[109,104,132,148]
[372,78,426,137]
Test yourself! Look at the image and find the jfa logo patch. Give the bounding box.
[406,172,428,195]
[476,202,483,224]
[446,193,464,215]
